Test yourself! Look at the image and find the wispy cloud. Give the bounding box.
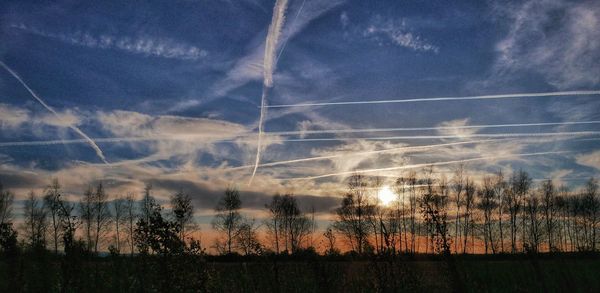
[208,0,345,99]
[492,0,600,88]
[0,61,109,164]
[10,23,208,60]
[576,150,600,170]
[363,17,438,53]
[0,103,29,129]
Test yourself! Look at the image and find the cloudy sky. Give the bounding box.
[1,0,599,226]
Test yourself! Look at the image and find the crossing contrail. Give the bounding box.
[265,120,600,136]
[263,90,600,108]
[250,0,289,185]
[226,139,499,171]
[275,0,306,63]
[263,131,600,142]
[2,130,598,148]
[294,151,570,180]
[0,61,109,164]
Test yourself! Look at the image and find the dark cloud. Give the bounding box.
[148,178,341,213]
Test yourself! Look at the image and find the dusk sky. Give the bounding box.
[1,0,599,227]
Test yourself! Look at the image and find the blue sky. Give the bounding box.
[1,0,599,220]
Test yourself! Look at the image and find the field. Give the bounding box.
[1,253,599,292]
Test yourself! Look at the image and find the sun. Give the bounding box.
[377,185,396,206]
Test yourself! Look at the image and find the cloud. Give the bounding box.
[10,23,208,60]
[576,150,600,170]
[340,11,349,28]
[0,103,29,129]
[208,0,345,98]
[97,110,247,140]
[493,0,600,88]
[363,17,439,53]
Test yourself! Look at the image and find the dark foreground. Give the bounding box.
[1,253,599,292]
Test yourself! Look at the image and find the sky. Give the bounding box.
[1,0,599,228]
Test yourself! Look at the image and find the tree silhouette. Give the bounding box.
[212,187,243,254]
[170,191,195,243]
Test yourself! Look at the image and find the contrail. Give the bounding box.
[276,0,306,63]
[263,90,600,108]
[0,61,109,164]
[295,151,570,180]
[2,130,598,148]
[264,131,600,142]
[265,120,600,136]
[226,139,499,171]
[250,0,289,185]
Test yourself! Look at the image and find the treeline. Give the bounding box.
[0,166,599,258]
[330,167,599,256]
[0,179,319,257]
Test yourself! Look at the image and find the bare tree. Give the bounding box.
[265,194,284,253]
[333,174,373,254]
[44,179,62,254]
[407,171,418,253]
[0,183,14,227]
[462,177,476,254]
[79,185,95,251]
[323,226,339,255]
[235,219,262,255]
[124,192,137,256]
[452,164,465,254]
[541,180,557,251]
[22,191,48,249]
[58,198,79,253]
[524,188,543,253]
[112,196,127,253]
[420,170,451,255]
[170,191,195,243]
[478,176,497,254]
[93,183,112,254]
[493,171,507,253]
[212,187,243,254]
[507,170,531,253]
[581,178,599,251]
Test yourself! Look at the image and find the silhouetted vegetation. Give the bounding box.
[0,168,599,291]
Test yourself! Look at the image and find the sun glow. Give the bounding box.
[377,185,396,206]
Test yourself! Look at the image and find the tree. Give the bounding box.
[0,183,14,227]
[493,171,507,253]
[280,194,312,252]
[462,177,476,254]
[524,188,543,253]
[170,191,195,243]
[541,180,557,251]
[452,165,465,254]
[333,174,374,254]
[581,178,599,251]
[235,219,262,256]
[507,170,531,253]
[478,176,497,254]
[79,185,95,251]
[44,179,63,253]
[93,183,112,254]
[134,202,183,255]
[112,196,127,253]
[323,226,339,255]
[124,192,137,256]
[23,191,47,249]
[265,194,284,254]
[0,183,16,255]
[419,170,451,255]
[57,198,79,253]
[212,187,243,254]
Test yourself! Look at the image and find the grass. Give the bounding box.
[1,253,599,292]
